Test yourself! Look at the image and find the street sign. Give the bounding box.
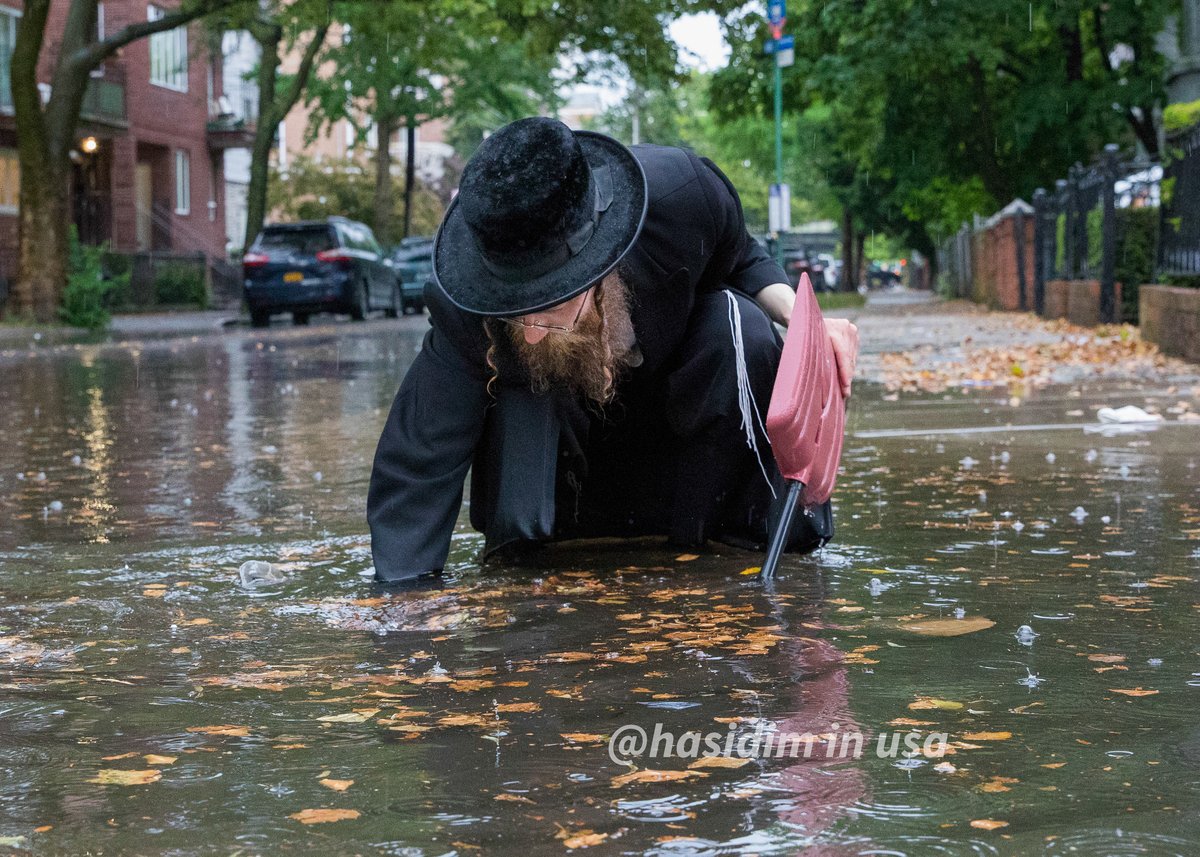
[776,47,794,68]
[763,34,794,54]
[769,183,791,233]
[768,0,786,25]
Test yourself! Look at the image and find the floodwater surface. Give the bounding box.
[1,317,1199,855]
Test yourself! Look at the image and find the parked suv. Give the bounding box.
[388,236,434,314]
[243,217,401,327]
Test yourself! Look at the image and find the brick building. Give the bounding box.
[0,0,250,292]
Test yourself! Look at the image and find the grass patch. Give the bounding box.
[816,291,867,311]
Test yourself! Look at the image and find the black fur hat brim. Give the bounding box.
[432,131,648,317]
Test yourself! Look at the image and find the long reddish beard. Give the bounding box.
[506,272,634,406]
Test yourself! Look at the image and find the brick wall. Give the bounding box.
[969,212,1035,311]
[1140,285,1200,362]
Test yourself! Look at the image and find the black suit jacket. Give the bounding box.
[367,144,788,582]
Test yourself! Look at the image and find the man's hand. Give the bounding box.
[824,318,859,399]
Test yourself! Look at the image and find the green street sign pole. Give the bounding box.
[773,54,784,268]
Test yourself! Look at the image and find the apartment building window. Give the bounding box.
[0,148,18,213]
[175,149,190,215]
[148,5,188,92]
[0,7,19,109]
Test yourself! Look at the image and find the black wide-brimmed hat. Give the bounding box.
[432,116,648,316]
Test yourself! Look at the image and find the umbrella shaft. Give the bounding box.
[762,480,804,578]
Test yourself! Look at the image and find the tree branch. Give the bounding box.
[69,0,251,73]
[279,19,330,116]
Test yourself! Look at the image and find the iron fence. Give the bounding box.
[1159,123,1200,277]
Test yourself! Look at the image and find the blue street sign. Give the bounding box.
[763,34,794,54]
[768,0,786,25]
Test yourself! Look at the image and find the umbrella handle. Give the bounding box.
[761,480,804,579]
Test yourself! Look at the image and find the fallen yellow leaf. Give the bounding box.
[969,819,1009,831]
[495,702,541,713]
[909,696,964,711]
[674,554,700,562]
[687,756,751,770]
[319,778,353,792]
[289,808,360,824]
[561,733,605,743]
[961,731,1012,741]
[897,616,995,637]
[186,725,250,737]
[317,709,380,723]
[89,769,162,786]
[611,769,707,788]
[563,832,608,849]
[144,755,177,766]
[1109,687,1159,697]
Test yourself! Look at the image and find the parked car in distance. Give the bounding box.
[387,236,434,314]
[782,249,832,292]
[242,217,401,327]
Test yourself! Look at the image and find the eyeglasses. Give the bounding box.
[501,288,592,333]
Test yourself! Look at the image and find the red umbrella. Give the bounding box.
[761,273,847,577]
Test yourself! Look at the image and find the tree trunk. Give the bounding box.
[840,208,856,292]
[402,119,416,240]
[243,20,329,252]
[244,25,282,253]
[372,112,397,245]
[855,233,867,288]
[15,158,69,321]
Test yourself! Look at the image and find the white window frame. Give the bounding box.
[175,149,191,215]
[0,147,19,214]
[148,5,188,92]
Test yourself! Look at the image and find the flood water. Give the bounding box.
[1,316,1199,855]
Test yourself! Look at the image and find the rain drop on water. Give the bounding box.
[1015,624,1038,644]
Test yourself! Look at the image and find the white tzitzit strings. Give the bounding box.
[725,290,777,499]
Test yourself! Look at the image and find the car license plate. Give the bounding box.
[283,271,303,283]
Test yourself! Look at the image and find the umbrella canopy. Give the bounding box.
[765,273,846,506]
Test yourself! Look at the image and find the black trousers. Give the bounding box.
[470,291,833,558]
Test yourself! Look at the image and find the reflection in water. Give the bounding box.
[0,320,1198,854]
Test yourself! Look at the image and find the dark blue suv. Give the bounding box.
[243,218,401,327]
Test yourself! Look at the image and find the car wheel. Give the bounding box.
[250,309,271,328]
[384,282,401,319]
[349,279,369,321]
[293,312,310,326]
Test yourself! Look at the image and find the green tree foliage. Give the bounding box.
[710,0,1176,271]
[588,72,837,233]
[266,157,445,239]
[304,0,559,244]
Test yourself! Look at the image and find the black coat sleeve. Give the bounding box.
[695,155,789,296]
[367,286,490,583]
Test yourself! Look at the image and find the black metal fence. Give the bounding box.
[1159,123,1200,277]
[1032,144,1173,323]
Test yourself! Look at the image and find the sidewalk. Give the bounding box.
[0,310,241,349]
[834,289,1200,394]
